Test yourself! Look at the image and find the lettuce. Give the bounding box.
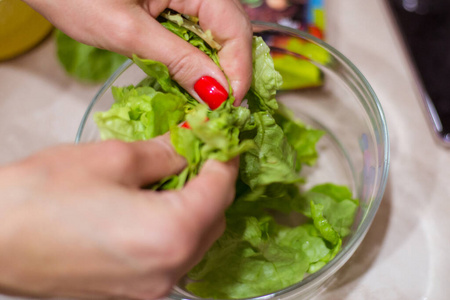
[274,103,324,170]
[186,216,313,299]
[186,215,342,298]
[239,111,301,190]
[246,37,282,113]
[55,30,128,83]
[94,83,186,141]
[94,15,358,299]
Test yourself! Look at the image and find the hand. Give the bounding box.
[25,0,253,104]
[0,135,238,299]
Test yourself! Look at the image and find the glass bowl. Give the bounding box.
[76,21,389,300]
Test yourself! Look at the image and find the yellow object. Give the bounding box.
[0,0,53,61]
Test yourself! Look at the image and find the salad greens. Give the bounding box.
[94,15,359,299]
[55,30,128,83]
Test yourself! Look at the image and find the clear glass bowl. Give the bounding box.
[76,21,389,300]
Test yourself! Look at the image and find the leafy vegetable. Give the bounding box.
[274,103,324,170]
[272,35,331,90]
[160,9,222,51]
[273,54,324,90]
[94,83,186,142]
[239,111,301,190]
[246,37,282,113]
[54,30,128,83]
[94,15,359,299]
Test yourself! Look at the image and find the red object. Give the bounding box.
[194,76,228,110]
[180,121,191,129]
[179,117,209,129]
[308,25,324,39]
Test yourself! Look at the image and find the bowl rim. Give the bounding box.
[76,20,390,300]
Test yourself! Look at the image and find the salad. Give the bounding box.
[94,11,359,299]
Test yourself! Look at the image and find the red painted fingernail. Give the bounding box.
[180,121,191,129]
[179,117,210,129]
[194,76,228,110]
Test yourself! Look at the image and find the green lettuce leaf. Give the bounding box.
[303,183,359,237]
[55,30,128,83]
[186,214,340,299]
[272,37,331,90]
[186,216,309,299]
[274,103,324,170]
[94,84,186,141]
[161,20,221,66]
[165,103,255,188]
[245,36,283,113]
[239,111,301,190]
[93,15,358,299]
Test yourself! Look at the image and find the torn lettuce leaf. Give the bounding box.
[94,84,186,141]
[187,182,357,299]
[274,103,324,171]
[55,30,128,83]
[186,216,311,299]
[94,17,358,299]
[245,36,283,113]
[160,9,222,51]
[160,18,221,67]
[186,212,343,299]
[302,183,360,238]
[238,111,302,190]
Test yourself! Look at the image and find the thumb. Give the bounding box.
[178,158,239,227]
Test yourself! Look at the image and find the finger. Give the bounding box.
[150,159,238,273]
[26,0,252,104]
[167,0,254,104]
[185,214,227,271]
[196,213,227,256]
[178,158,239,230]
[94,6,231,106]
[85,134,186,187]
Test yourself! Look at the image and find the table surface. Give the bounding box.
[1,0,449,299]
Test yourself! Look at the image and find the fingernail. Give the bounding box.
[180,121,191,129]
[179,117,210,129]
[194,76,228,110]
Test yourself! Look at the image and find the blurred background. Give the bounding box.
[1,0,450,299]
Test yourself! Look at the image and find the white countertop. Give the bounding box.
[1,0,449,299]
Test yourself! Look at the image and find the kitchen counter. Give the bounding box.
[1,0,449,299]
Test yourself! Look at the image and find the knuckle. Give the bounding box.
[21,145,71,176]
[104,13,139,51]
[166,51,202,84]
[150,137,184,168]
[101,140,138,173]
[20,153,46,171]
